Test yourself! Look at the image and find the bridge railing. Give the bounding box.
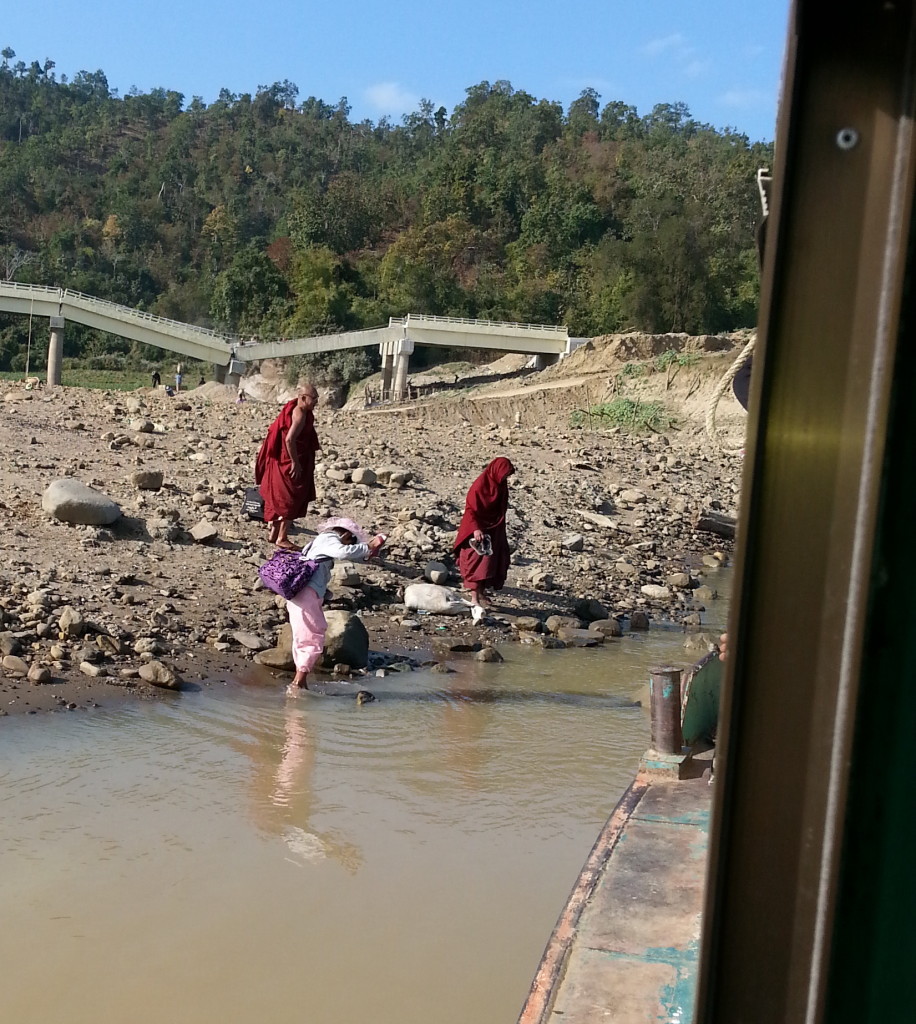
[398,312,569,335]
[62,289,236,345]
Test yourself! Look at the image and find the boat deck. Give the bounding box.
[518,760,713,1023]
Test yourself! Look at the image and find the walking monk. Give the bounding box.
[453,457,516,609]
[255,383,320,550]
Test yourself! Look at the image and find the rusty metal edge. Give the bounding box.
[515,775,650,1024]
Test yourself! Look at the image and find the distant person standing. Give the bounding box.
[255,383,321,550]
[175,363,183,392]
[151,370,161,388]
[197,375,205,387]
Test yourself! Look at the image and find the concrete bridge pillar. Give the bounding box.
[379,341,396,398]
[392,337,414,400]
[47,316,65,387]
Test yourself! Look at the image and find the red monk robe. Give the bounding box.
[255,399,320,524]
[454,457,515,598]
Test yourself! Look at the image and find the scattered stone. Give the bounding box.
[666,572,692,588]
[640,584,672,601]
[79,661,105,677]
[475,646,504,663]
[562,533,585,552]
[131,469,164,490]
[630,611,651,630]
[138,660,181,689]
[58,606,85,637]
[189,521,219,544]
[2,655,29,677]
[424,560,450,585]
[28,664,52,684]
[232,631,269,651]
[42,479,122,526]
[351,468,377,485]
[588,618,623,638]
[322,611,369,670]
[255,648,296,669]
[546,614,584,634]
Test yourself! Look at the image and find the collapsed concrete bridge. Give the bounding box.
[0,281,583,395]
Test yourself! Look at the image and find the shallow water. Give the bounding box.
[0,574,729,1024]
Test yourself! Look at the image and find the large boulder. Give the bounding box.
[42,479,121,526]
[321,611,369,670]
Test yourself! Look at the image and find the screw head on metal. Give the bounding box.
[836,127,859,151]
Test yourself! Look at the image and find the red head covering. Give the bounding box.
[454,457,515,550]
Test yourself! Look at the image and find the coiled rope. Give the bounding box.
[705,337,755,450]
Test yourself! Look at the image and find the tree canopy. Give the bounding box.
[0,50,772,370]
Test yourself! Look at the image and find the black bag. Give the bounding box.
[242,487,265,521]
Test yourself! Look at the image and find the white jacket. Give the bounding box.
[298,531,370,601]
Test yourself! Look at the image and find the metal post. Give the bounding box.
[47,316,65,387]
[648,665,683,754]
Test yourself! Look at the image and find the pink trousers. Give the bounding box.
[287,586,327,673]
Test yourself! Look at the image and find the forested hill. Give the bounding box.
[0,49,772,371]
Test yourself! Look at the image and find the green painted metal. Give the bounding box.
[681,652,722,746]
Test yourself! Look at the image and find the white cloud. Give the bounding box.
[364,81,420,115]
[719,88,770,109]
[643,32,688,57]
[684,60,710,79]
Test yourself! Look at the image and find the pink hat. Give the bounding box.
[318,517,368,544]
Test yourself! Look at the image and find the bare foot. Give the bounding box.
[276,539,303,552]
[267,520,280,544]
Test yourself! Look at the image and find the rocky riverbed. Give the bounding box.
[0,333,746,716]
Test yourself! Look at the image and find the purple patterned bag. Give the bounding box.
[258,550,327,600]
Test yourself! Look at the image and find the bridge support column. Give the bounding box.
[379,341,395,399]
[47,316,65,387]
[392,337,414,400]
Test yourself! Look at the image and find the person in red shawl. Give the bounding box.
[454,457,516,608]
[255,383,320,550]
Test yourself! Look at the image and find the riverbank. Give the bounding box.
[0,332,744,716]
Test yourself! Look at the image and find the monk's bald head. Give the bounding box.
[297,383,318,408]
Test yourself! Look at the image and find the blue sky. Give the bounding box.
[4,0,788,141]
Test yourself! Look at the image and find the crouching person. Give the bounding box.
[287,518,385,695]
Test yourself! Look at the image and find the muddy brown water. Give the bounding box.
[1,574,730,1024]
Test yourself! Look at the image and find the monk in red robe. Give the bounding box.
[255,383,320,550]
[454,457,515,608]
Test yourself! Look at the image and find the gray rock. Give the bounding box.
[562,533,585,552]
[0,633,21,656]
[424,560,450,585]
[640,584,672,601]
[475,646,504,663]
[254,647,296,669]
[58,605,85,637]
[588,618,623,638]
[28,664,52,684]
[619,489,648,504]
[630,611,651,630]
[556,627,603,646]
[131,419,155,433]
[545,614,585,634]
[79,661,105,677]
[2,655,29,677]
[331,563,362,588]
[694,585,717,602]
[190,521,219,544]
[572,598,609,622]
[351,467,377,485]
[321,611,369,670]
[42,479,122,526]
[666,572,691,588]
[138,660,181,689]
[232,631,269,651]
[530,570,555,591]
[508,616,543,633]
[131,470,164,491]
